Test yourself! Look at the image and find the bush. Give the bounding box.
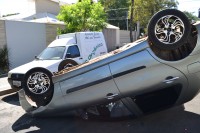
[0,46,9,75]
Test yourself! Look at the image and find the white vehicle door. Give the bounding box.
[64,45,84,64]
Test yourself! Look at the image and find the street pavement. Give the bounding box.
[1,91,200,133]
[0,77,15,96]
[1,77,200,132]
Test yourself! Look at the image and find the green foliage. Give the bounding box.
[98,0,115,10]
[183,11,200,22]
[133,0,178,28]
[0,46,9,74]
[100,0,129,30]
[99,0,178,31]
[57,0,107,34]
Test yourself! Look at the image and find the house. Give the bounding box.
[1,0,67,23]
[35,0,62,15]
[0,0,68,69]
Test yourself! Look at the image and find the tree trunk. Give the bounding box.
[130,0,134,42]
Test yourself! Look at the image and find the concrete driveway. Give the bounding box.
[1,91,200,133]
[0,77,15,96]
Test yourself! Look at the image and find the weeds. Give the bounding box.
[0,46,9,75]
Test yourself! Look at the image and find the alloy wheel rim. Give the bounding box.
[27,72,51,94]
[155,15,185,45]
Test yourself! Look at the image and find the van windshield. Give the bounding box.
[37,46,65,60]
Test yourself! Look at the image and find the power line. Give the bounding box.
[106,8,129,12]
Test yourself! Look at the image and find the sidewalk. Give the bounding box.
[0,77,16,96]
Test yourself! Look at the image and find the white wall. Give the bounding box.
[120,30,137,45]
[5,20,46,69]
[103,28,120,52]
[0,20,6,49]
[35,0,60,15]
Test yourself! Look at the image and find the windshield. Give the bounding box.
[37,46,66,60]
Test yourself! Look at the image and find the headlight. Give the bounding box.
[10,73,25,80]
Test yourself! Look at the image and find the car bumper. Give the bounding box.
[7,73,25,89]
[8,78,23,89]
[7,78,12,86]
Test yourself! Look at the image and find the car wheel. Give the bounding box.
[23,69,53,106]
[148,9,191,50]
[58,59,78,71]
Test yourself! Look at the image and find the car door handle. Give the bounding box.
[105,93,119,100]
[163,76,179,84]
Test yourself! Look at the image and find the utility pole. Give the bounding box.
[130,0,134,42]
[126,11,128,31]
[198,8,200,18]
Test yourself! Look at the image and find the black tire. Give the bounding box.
[23,69,54,106]
[58,59,78,71]
[148,9,191,50]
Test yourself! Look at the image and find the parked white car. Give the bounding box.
[8,32,108,90]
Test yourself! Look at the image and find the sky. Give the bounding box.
[178,0,200,16]
[0,0,199,17]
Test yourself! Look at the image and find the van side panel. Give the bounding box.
[76,32,108,62]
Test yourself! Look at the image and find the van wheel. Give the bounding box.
[58,59,78,71]
[23,69,53,106]
[148,9,191,50]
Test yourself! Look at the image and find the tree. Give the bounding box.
[98,0,115,11]
[130,0,134,42]
[132,0,178,29]
[183,11,200,22]
[57,0,107,34]
[100,0,129,30]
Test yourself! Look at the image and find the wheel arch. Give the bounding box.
[25,67,53,77]
[58,59,78,71]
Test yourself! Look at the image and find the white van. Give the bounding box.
[8,32,108,89]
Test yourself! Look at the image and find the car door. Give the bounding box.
[109,50,188,114]
[58,64,121,109]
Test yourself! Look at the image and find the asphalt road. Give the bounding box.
[1,92,200,133]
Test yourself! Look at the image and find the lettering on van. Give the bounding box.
[85,43,103,62]
[85,33,101,40]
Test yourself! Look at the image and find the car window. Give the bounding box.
[66,45,80,58]
[37,46,65,60]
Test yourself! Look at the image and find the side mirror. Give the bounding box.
[35,56,39,59]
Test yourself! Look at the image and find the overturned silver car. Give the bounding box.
[19,9,200,118]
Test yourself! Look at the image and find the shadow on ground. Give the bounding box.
[1,92,20,106]
[11,105,200,133]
